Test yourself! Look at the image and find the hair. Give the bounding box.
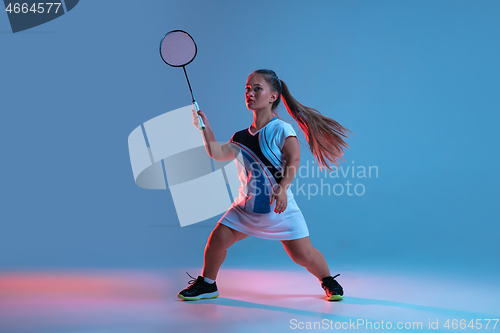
[251,69,353,171]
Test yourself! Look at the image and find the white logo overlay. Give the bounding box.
[128,105,243,227]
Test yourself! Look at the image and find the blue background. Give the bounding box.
[1,0,499,273]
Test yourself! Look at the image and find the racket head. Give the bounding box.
[159,30,197,67]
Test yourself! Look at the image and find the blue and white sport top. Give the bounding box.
[228,117,297,214]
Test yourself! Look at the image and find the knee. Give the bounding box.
[206,225,234,251]
[290,248,315,267]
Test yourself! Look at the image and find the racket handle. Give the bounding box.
[193,101,205,130]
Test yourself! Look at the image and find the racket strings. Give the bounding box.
[160,31,196,66]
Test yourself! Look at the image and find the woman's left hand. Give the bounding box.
[270,184,288,214]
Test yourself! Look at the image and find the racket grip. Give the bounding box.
[193,101,205,130]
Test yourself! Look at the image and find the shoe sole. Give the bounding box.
[327,294,344,301]
[177,291,219,301]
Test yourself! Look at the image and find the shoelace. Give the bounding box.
[323,274,341,288]
[185,272,198,285]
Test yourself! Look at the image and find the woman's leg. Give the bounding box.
[202,223,249,280]
[281,236,331,280]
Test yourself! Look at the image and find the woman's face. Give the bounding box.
[245,73,277,111]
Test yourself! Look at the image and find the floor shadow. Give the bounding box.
[178,295,494,321]
[179,297,355,322]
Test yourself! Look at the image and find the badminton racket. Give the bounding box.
[159,30,205,130]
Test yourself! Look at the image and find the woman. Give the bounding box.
[177,69,351,301]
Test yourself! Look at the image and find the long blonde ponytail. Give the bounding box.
[280,79,352,171]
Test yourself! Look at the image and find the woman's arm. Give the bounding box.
[270,136,300,213]
[194,110,235,162]
[280,136,301,191]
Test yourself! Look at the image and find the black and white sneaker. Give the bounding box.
[321,273,344,301]
[177,273,219,301]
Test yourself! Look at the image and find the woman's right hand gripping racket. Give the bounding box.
[159,30,205,130]
[192,109,209,130]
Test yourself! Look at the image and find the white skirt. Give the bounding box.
[218,197,309,241]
